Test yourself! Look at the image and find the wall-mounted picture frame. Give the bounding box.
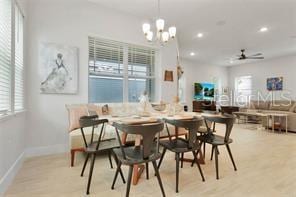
[164,70,174,82]
[267,77,283,91]
[39,43,79,94]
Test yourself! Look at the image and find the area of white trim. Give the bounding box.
[0,151,25,196]
[25,143,68,158]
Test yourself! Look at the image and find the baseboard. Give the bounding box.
[0,151,25,196]
[25,144,68,158]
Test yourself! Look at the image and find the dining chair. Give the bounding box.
[157,117,205,193]
[111,120,166,197]
[197,114,237,179]
[79,115,125,195]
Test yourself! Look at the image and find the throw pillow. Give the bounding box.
[66,105,88,132]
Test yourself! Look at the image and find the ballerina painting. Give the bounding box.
[39,43,78,94]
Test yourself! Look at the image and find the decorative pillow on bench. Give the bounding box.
[66,105,88,132]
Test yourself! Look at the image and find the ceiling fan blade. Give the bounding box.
[250,53,263,56]
[245,57,264,59]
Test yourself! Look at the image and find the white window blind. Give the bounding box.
[0,0,12,112]
[235,76,252,103]
[88,37,124,103]
[88,37,156,103]
[88,37,124,76]
[128,46,155,102]
[14,4,24,111]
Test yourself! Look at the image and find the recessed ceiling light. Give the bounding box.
[259,27,268,32]
[190,52,195,56]
[230,60,234,64]
[197,33,203,38]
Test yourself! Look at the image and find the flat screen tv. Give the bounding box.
[194,83,215,100]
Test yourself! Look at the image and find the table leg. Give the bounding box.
[121,132,128,145]
[175,126,179,139]
[121,133,144,186]
[272,116,274,133]
[132,135,144,185]
[286,116,288,134]
[279,117,282,133]
[266,116,269,131]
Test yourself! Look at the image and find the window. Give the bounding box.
[128,46,155,102]
[88,37,156,103]
[235,76,252,103]
[0,0,12,112]
[14,4,24,111]
[0,0,25,115]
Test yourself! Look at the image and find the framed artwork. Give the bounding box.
[194,83,215,100]
[164,70,174,82]
[267,77,283,91]
[39,43,78,94]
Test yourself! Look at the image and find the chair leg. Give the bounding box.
[108,150,113,169]
[214,146,219,180]
[181,153,184,168]
[111,161,122,189]
[81,153,90,177]
[192,151,205,182]
[203,142,206,159]
[191,143,203,167]
[191,149,200,167]
[146,163,149,180]
[226,144,237,171]
[152,161,166,197]
[210,145,214,161]
[158,148,167,169]
[86,154,96,195]
[175,153,180,193]
[125,165,133,197]
[191,151,196,167]
[111,151,126,184]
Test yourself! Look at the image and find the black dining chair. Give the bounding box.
[157,117,205,193]
[111,120,166,197]
[79,115,125,195]
[197,114,237,179]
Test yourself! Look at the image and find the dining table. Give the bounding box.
[104,111,219,185]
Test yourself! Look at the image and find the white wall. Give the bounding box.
[26,0,178,151]
[0,113,27,194]
[180,58,229,111]
[228,55,296,101]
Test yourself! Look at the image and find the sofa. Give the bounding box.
[66,103,187,167]
[240,100,296,132]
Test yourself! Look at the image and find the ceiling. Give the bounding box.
[89,0,296,66]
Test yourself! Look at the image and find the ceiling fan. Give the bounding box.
[236,49,264,60]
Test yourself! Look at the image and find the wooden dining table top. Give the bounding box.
[102,111,208,125]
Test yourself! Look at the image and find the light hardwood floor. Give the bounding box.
[5,124,296,197]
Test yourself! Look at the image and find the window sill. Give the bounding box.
[0,110,27,123]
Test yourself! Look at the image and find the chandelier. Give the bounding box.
[142,0,176,44]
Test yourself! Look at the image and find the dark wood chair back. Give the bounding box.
[79,115,109,150]
[113,120,164,159]
[202,114,236,142]
[164,117,203,148]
